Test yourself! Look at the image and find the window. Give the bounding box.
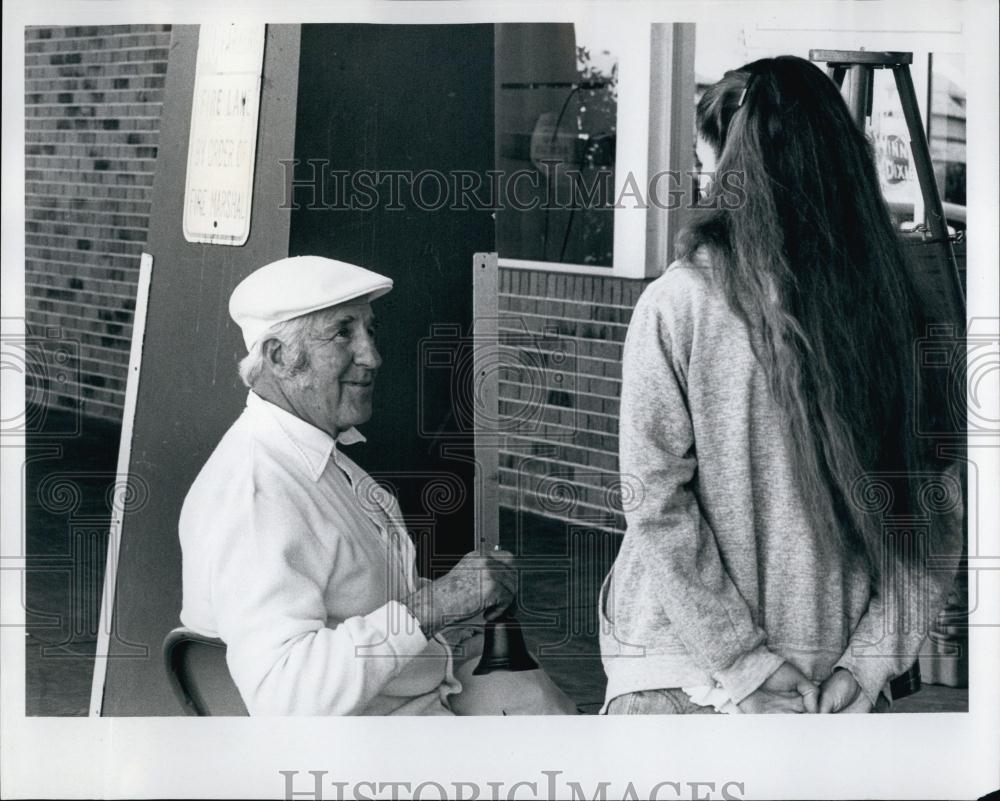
[495,23,618,269]
[495,23,695,278]
[928,53,966,219]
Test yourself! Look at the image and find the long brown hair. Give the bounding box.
[678,56,933,576]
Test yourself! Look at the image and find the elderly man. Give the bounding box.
[178,255,517,715]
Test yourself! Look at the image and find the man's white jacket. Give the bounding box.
[179,391,460,715]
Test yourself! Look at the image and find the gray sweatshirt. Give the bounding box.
[600,258,963,708]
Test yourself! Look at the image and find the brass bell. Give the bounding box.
[473,606,538,675]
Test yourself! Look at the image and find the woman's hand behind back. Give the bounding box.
[737,662,820,714]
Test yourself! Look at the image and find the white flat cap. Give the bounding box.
[229,255,393,349]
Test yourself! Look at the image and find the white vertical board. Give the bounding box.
[89,252,154,716]
[182,24,266,246]
[472,252,500,550]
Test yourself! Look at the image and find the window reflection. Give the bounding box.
[929,54,966,211]
[495,23,618,267]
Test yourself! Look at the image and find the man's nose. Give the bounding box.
[354,332,382,369]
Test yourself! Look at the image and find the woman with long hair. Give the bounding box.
[599,55,963,714]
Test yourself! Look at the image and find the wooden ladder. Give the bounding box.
[810,49,965,322]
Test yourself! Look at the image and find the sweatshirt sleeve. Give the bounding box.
[617,283,783,704]
[207,489,430,716]
[833,462,965,707]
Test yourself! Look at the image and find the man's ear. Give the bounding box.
[261,337,284,371]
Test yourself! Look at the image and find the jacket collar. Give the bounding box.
[245,391,366,481]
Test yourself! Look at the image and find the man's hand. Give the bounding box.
[818,667,869,713]
[403,549,517,639]
[737,661,819,714]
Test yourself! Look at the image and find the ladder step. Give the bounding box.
[809,49,913,67]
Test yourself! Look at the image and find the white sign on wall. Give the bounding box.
[182,24,266,246]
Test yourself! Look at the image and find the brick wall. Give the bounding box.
[25,25,171,423]
[497,267,648,535]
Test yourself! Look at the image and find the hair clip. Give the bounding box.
[738,73,758,107]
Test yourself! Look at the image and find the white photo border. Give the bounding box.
[2,2,997,800]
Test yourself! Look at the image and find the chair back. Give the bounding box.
[162,627,249,716]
